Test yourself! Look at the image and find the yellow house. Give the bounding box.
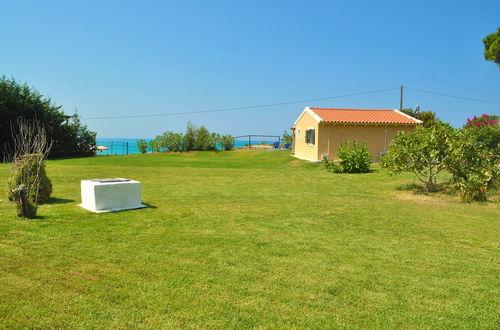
[293,107,422,162]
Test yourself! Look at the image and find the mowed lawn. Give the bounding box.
[0,150,498,328]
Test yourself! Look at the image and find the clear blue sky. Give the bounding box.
[1,0,499,138]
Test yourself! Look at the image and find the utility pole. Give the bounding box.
[400,85,404,111]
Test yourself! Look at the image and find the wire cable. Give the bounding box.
[406,87,500,105]
[82,87,400,120]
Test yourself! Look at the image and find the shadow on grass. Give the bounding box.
[104,202,158,213]
[396,183,451,195]
[46,197,75,205]
[142,202,157,209]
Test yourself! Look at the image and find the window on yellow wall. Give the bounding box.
[305,129,315,145]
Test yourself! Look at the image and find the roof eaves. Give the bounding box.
[293,107,308,126]
[321,121,420,125]
[393,109,423,124]
[305,107,323,123]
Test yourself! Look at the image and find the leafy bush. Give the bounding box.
[157,123,232,152]
[446,129,499,201]
[183,122,196,151]
[193,125,210,151]
[161,131,184,152]
[465,114,499,128]
[149,137,161,152]
[322,157,342,173]
[208,133,220,151]
[137,139,148,153]
[337,141,371,173]
[221,135,235,151]
[8,153,52,204]
[322,141,370,173]
[463,115,499,156]
[381,123,454,192]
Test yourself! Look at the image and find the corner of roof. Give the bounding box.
[293,107,309,127]
[393,109,423,124]
[294,107,322,126]
[305,107,323,123]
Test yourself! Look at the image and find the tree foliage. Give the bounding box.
[161,131,184,152]
[0,76,96,159]
[483,27,500,69]
[465,114,499,128]
[381,123,454,192]
[446,129,498,201]
[149,137,161,152]
[221,135,235,151]
[282,130,293,144]
[137,139,148,153]
[401,108,440,128]
[183,122,196,152]
[147,123,233,152]
[464,114,500,157]
[382,121,499,201]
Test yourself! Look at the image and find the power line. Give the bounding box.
[406,87,500,105]
[82,87,399,120]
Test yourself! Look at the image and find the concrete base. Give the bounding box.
[80,178,146,213]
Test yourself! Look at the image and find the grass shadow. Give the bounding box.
[142,202,157,209]
[46,197,75,205]
[396,183,450,195]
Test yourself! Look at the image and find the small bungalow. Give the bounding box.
[292,107,422,162]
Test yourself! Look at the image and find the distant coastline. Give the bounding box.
[95,138,277,155]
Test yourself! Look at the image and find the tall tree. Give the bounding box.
[0,76,96,159]
[483,27,500,69]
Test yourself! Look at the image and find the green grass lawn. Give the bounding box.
[0,150,498,328]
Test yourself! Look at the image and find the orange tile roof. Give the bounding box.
[309,108,421,125]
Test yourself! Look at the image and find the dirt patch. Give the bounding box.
[288,159,305,167]
[235,145,273,150]
[394,191,457,206]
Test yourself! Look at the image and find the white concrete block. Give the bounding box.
[79,178,146,213]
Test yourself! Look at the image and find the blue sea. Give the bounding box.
[95,138,278,155]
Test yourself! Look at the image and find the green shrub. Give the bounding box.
[8,153,52,204]
[137,139,148,153]
[161,131,184,152]
[446,129,498,202]
[465,114,499,128]
[207,133,220,151]
[221,135,235,151]
[337,140,371,173]
[149,138,161,152]
[322,141,370,173]
[183,122,196,151]
[322,157,342,173]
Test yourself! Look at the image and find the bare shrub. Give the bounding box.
[5,119,52,218]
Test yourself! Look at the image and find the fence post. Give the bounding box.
[126,142,129,155]
[248,136,251,148]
